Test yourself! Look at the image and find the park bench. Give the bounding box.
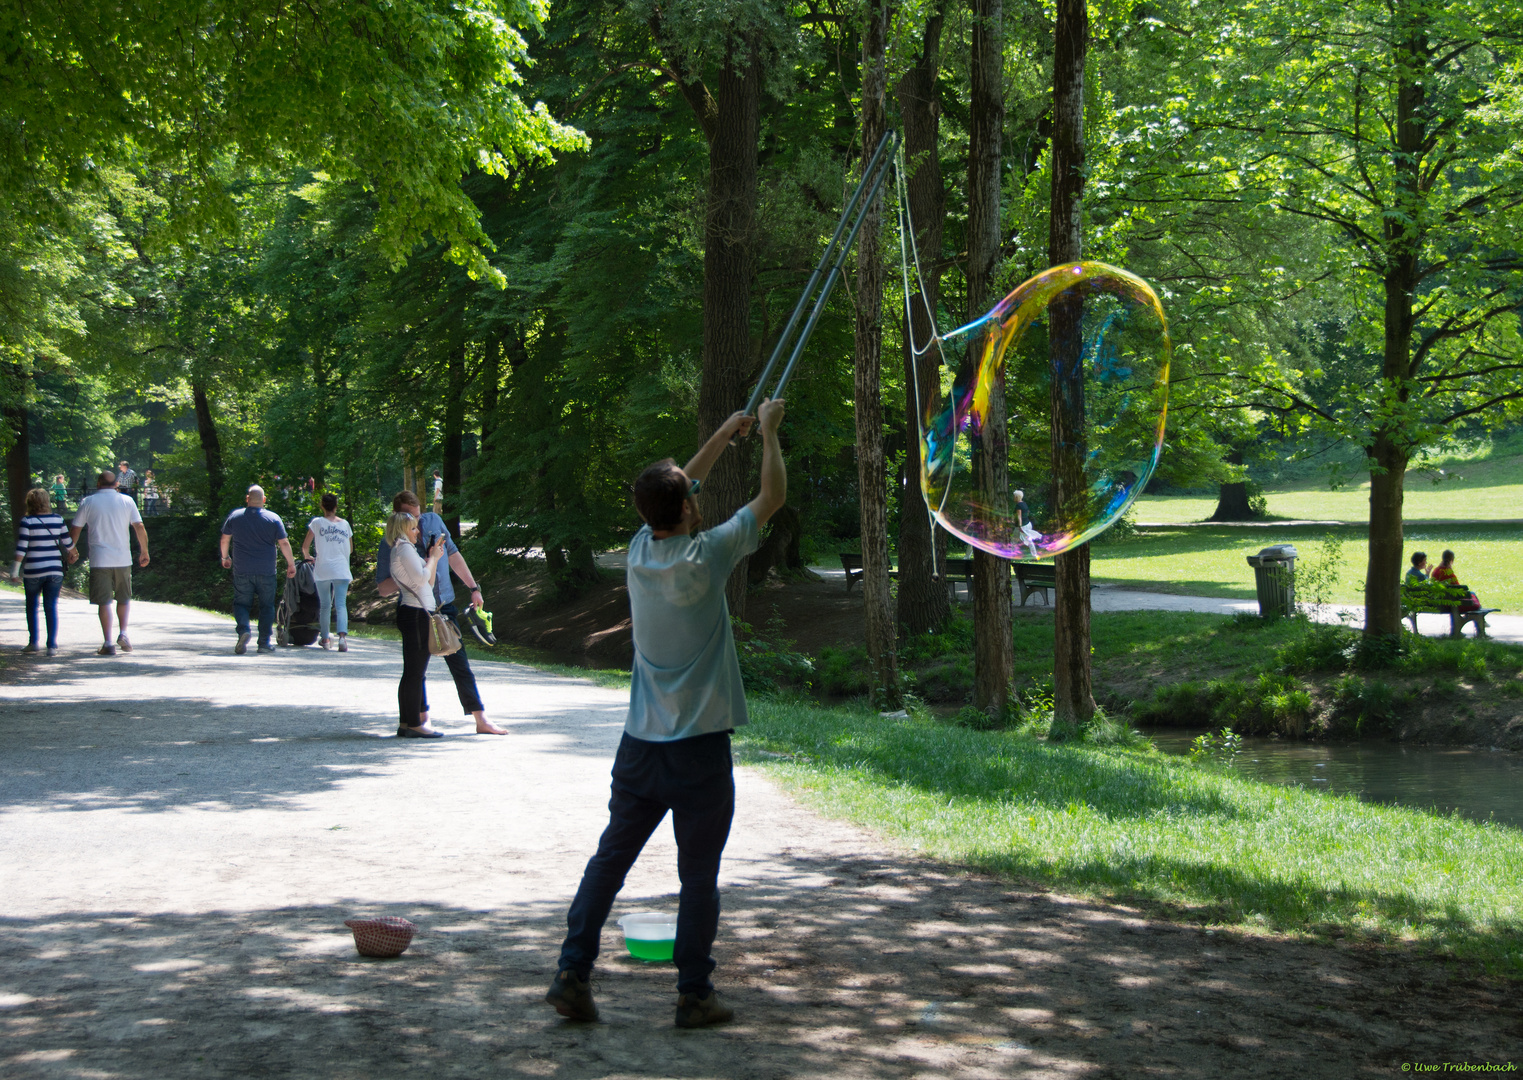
[940,556,973,600]
[838,552,897,594]
[1401,579,1499,638]
[1015,561,1056,606]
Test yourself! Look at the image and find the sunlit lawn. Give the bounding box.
[1136,453,1523,524]
[1091,523,1523,612]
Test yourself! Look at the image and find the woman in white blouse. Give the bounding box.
[384,511,448,738]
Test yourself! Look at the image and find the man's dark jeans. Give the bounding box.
[232,572,278,646]
[559,730,735,996]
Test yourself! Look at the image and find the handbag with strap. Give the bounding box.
[395,577,463,657]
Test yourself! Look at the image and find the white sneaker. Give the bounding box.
[338,635,348,653]
[320,637,331,650]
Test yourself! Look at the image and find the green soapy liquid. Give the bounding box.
[624,937,674,962]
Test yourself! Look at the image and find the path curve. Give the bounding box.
[0,590,1511,1078]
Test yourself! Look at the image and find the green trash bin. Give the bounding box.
[1246,544,1298,617]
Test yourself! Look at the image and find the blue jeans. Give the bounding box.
[24,575,63,648]
[232,573,278,646]
[315,578,349,638]
[559,731,735,995]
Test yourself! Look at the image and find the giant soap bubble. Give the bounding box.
[917,261,1171,561]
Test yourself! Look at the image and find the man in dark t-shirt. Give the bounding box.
[219,485,298,654]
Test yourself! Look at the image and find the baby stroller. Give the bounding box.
[276,561,321,646]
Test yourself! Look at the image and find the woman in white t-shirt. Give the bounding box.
[300,493,354,652]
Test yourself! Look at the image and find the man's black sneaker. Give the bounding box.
[545,969,598,1021]
[674,989,734,1028]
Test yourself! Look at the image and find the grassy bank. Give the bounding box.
[736,699,1523,975]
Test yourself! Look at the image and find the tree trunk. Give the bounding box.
[192,380,225,511]
[894,1,952,637]
[853,0,899,708]
[1209,450,1255,520]
[5,394,30,529]
[968,0,1012,716]
[694,37,762,619]
[1049,0,1094,728]
[443,340,466,538]
[1365,21,1425,637]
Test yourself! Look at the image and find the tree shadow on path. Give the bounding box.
[1,850,1515,1080]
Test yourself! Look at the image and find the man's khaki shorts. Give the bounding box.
[89,566,133,606]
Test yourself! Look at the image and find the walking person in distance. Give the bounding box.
[545,398,787,1029]
[116,460,138,502]
[12,488,79,656]
[50,475,68,512]
[220,485,298,654]
[385,511,447,738]
[301,493,354,652]
[375,490,506,735]
[68,471,150,656]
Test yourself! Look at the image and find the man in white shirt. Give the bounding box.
[69,471,150,656]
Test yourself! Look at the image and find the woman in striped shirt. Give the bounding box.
[11,488,78,655]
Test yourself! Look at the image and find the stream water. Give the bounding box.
[1149,731,1523,829]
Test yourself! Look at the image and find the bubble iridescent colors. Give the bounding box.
[917,261,1170,561]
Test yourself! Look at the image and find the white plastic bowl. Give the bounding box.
[618,911,676,962]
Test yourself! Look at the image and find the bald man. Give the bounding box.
[220,485,298,654]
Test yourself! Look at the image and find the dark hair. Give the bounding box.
[321,492,338,513]
[1441,549,1455,565]
[633,459,687,530]
[1410,551,1426,567]
[392,490,420,512]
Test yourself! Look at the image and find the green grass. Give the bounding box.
[1136,452,1523,524]
[736,699,1523,974]
[1091,523,1523,612]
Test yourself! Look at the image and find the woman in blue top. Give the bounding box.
[10,488,78,655]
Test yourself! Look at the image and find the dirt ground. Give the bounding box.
[3,589,1517,1079]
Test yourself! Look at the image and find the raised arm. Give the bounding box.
[683,410,756,483]
[743,398,786,527]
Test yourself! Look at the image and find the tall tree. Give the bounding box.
[1203,0,1523,635]
[854,0,900,706]
[1048,0,1094,725]
[895,1,953,636]
[968,0,1013,716]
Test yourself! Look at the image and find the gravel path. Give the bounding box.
[1,590,1514,1078]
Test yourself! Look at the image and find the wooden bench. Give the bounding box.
[939,556,974,600]
[1401,580,1499,638]
[840,552,864,592]
[1015,562,1056,606]
[839,552,897,594]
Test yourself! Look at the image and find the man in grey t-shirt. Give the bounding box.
[546,398,786,1030]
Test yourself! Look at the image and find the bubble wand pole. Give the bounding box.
[739,130,899,421]
[763,132,899,404]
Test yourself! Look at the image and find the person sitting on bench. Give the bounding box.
[1405,551,1429,585]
